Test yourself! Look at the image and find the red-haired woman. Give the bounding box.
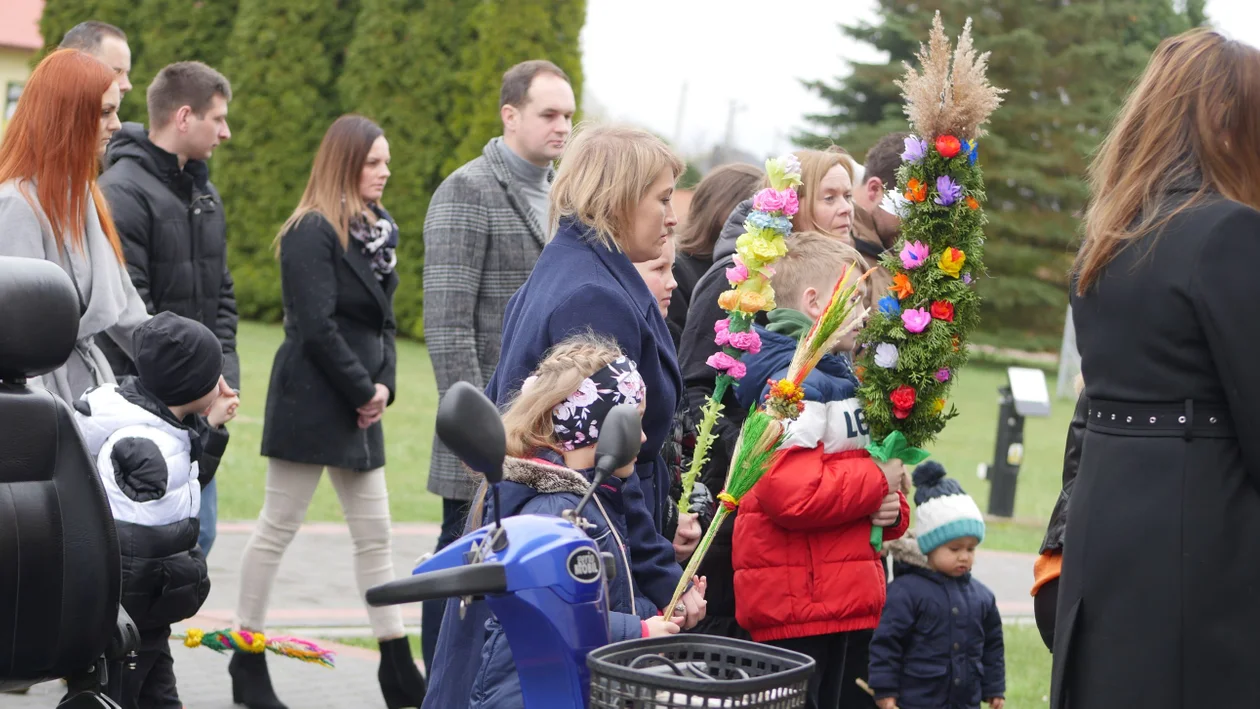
[0,48,149,403]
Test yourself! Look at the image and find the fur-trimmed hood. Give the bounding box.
[885,530,931,570]
[501,456,591,497]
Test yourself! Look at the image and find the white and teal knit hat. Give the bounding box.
[912,461,985,555]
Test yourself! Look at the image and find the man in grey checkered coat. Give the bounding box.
[420,59,576,667]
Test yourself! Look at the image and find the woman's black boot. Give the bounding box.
[378,637,427,709]
[228,651,289,709]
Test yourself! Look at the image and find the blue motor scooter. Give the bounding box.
[367,382,813,709]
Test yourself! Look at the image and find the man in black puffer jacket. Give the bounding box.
[100,61,236,557]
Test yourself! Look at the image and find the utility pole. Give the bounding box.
[723,99,747,155]
[673,82,688,147]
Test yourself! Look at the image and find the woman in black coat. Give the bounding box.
[231,115,426,709]
[1051,31,1260,709]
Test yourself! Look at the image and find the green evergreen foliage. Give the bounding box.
[214,0,356,322]
[444,0,586,174]
[123,0,241,123]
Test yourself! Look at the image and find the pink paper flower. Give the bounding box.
[713,318,731,347]
[901,307,932,333]
[899,240,930,270]
[726,259,750,283]
[753,188,800,216]
[706,352,747,379]
[935,368,951,382]
[728,330,762,354]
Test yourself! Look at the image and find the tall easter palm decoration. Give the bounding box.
[855,13,1005,550]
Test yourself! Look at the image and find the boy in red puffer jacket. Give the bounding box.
[731,232,910,709]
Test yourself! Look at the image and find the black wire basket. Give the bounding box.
[587,634,815,708]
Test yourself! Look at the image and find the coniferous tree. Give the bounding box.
[214,0,355,321]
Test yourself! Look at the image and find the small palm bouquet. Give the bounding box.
[666,265,869,613]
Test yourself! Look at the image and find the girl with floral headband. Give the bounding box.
[426,332,707,709]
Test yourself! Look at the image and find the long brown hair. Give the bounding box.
[791,146,854,237]
[467,332,625,528]
[0,49,123,262]
[676,163,763,259]
[1074,29,1260,295]
[276,114,383,254]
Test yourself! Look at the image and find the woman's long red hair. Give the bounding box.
[0,49,123,262]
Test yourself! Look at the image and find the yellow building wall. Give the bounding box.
[0,47,34,137]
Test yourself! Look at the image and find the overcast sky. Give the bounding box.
[580,0,1260,158]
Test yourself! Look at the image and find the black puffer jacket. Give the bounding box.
[99,123,239,389]
[1040,393,1087,554]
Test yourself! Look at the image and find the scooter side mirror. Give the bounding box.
[594,404,643,475]
[436,381,507,486]
[570,404,642,522]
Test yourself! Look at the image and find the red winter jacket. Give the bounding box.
[733,399,910,642]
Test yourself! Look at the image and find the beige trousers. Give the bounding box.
[235,458,405,639]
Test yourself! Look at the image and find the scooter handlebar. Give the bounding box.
[366,563,509,607]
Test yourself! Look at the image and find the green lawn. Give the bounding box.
[327,623,1052,707]
[222,321,1072,553]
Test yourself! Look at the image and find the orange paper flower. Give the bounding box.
[905,178,927,202]
[890,273,915,300]
[966,196,979,210]
[718,289,740,310]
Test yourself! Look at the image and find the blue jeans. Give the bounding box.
[421,498,469,671]
[198,478,218,556]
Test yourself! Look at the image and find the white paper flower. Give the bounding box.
[874,343,900,369]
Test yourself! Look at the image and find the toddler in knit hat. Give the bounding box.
[868,462,1006,709]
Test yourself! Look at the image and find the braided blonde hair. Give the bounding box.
[468,331,626,528]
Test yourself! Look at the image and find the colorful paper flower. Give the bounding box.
[728,330,762,354]
[934,176,962,207]
[964,139,979,165]
[936,135,962,159]
[901,308,932,333]
[899,240,930,270]
[725,258,749,284]
[951,335,961,352]
[890,273,915,300]
[706,352,747,379]
[939,248,966,278]
[713,318,731,347]
[737,291,767,314]
[905,178,928,202]
[855,365,867,380]
[890,385,917,419]
[966,196,980,210]
[932,398,947,415]
[877,295,902,315]
[781,154,802,180]
[935,368,951,382]
[962,273,973,285]
[752,188,800,217]
[874,343,900,369]
[901,136,928,163]
[746,211,793,236]
[930,300,955,322]
[737,230,789,264]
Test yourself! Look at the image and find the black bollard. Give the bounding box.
[987,386,1025,518]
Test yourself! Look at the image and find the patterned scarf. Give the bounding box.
[348,203,398,281]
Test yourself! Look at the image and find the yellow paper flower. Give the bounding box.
[933,398,946,414]
[737,228,788,265]
[939,248,966,278]
[738,290,767,314]
[184,628,204,648]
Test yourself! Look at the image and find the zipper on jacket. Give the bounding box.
[806,539,817,601]
[592,496,635,616]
